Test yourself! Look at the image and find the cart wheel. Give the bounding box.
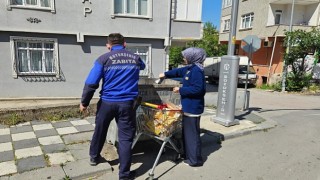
[173,153,180,162]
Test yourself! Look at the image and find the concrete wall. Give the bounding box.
[1,0,167,38]
[0,0,202,40]
[0,32,166,98]
[0,0,204,98]
[171,20,202,40]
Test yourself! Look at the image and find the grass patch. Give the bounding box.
[0,104,96,126]
[44,155,51,166]
[257,83,282,91]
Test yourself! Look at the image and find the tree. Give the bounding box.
[187,22,227,57]
[169,22,227,68]
[169,46,185,69]
[284,28,320,91]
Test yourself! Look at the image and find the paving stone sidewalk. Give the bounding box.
[0,117,99,177]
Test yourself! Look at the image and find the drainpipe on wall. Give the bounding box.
[164,0,173,72]
[267,36,278,84]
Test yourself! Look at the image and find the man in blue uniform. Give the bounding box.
[80,33,145,180]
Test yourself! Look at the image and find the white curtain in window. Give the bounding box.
[26,0,37,5]
[18,50,28,72]
[45,51,54,72]
[114,0,124,14]
[138,0,148,16]
[40,0,50,7]
[30,50,42,72]
[127,0,136,14]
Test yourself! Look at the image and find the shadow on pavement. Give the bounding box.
[126,132,222,179]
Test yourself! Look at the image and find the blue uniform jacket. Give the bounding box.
[81,45,145,106]
[165,65,206,114]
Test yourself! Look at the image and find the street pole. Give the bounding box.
[243,38,253,111]
[213,0,240,126]
[228,0,240,56]
[281,0,295,92]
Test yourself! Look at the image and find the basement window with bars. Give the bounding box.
[10,37,60,78]
[7,0,55,12]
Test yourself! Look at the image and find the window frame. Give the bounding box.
[174,0,202,22]
[223,19,231,32]
[240,13,254,29]
[111,0,153,20]
[10,36,60,78]
[222,0,232,9]
[275,10,282,25]
[7,0,56,13]
[126,43,152,77]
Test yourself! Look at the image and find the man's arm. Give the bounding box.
[138,57,146,70]
[81,60,103,108]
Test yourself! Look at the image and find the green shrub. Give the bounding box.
[286,72,312,91]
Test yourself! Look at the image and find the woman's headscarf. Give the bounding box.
[181,47,207,70]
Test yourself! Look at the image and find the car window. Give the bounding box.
[239,65,256,74]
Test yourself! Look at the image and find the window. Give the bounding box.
[113,0,152,18]
[222,0,232,8]
[223,19,231,31]
[8,0,55,12]
[275,10,282,25]
[126,45,150,76]
[241,13,254,29]
[175,0,202,21]
[10,37,59,78]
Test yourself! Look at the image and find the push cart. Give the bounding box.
[132,103,182,180]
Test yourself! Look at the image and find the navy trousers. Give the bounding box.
[182,115,203,165]
[89,100,136,179]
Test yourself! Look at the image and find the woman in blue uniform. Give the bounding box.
[159,47,206,167]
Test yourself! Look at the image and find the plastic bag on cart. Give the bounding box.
[137,104,182,138]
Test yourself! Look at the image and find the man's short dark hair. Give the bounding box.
[108,33,125,45]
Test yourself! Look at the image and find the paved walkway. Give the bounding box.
[0,99,277,179]
[0,116,102,178]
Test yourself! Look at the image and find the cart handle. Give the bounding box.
[141,102,168,110]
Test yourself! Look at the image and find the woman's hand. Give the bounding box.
[159,73,165,78]
[173,87,180,93]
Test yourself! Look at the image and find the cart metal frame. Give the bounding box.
[132,105,182,180]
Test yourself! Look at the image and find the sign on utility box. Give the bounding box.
[212,55,240,126]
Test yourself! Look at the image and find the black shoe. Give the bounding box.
[179,153,186,160]
[90,155,103,166]
[90,157,98,166]
[119,170,136,180]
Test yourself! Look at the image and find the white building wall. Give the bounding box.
[220,0,320,42]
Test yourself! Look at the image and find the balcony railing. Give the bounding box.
[266,25,314,36]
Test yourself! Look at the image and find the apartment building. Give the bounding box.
[219,0,320,85]
[0,0,203,98]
